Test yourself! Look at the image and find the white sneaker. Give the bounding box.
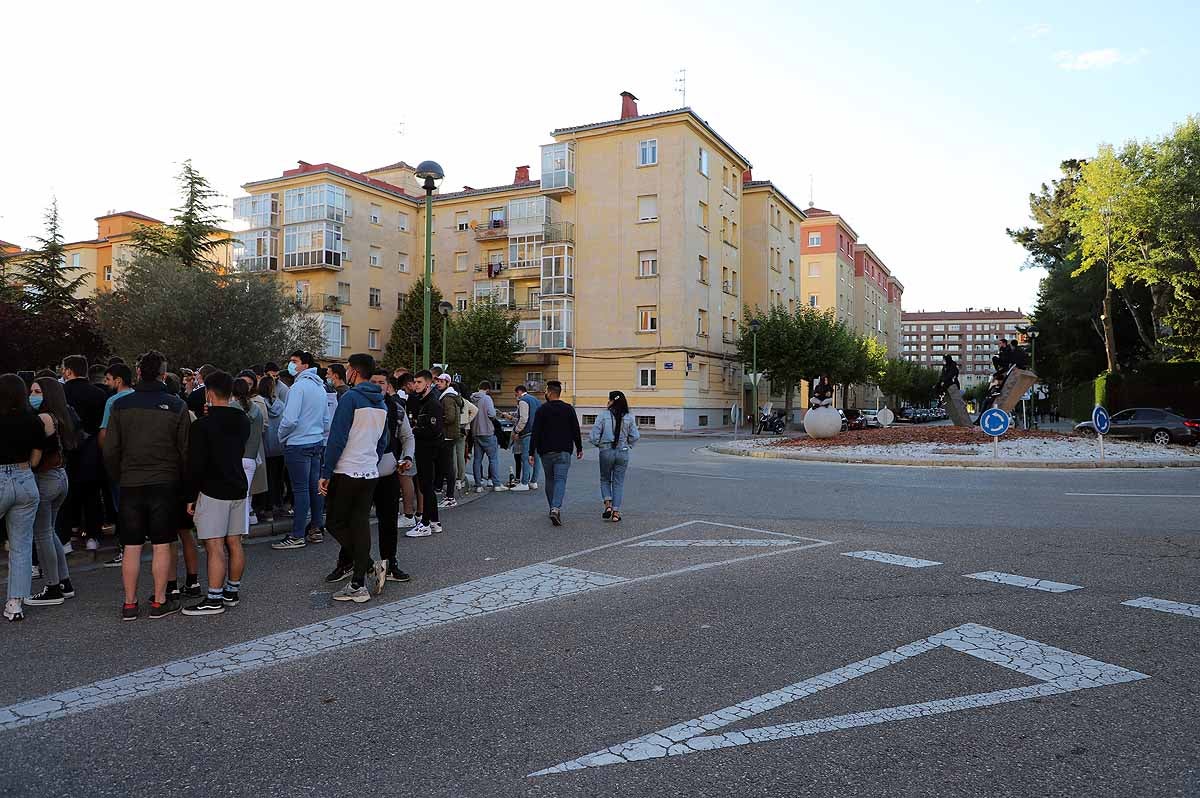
[476,487,486,494]
[438,497,458,509]
[510,484,530,492]
[529,482,539,490]
[493,484,509,492]
[398,515,416,529]
[332,583,371,603]
[248,513,259,526]
[369,560,388,596]
[85,538,100,552]
[405,524,431,538]
[430,522,443,534]
[62,541,74,554]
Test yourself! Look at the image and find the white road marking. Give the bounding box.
[1064,493,1200,498]
[842,551,942,568]
[630,539,801,548]
[964,571,1083,593]
[638,469,746,481]
[529,623,1149,776]
[1121,596,1200,619]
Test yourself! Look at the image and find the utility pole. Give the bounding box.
[1100,208,1119,374]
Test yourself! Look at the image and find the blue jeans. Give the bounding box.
[519,435,543,486]
[541,451,572,510]
[472,434,501,487]
[35,468,70,585]
[284,443,325,539]
[2,466,40,600]
[598,448,630,510]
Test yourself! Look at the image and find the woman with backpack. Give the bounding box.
[2,373,47,621]
[588,390,640,523]
[25,377,79,608]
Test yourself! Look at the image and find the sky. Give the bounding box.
[2,0,1197,314]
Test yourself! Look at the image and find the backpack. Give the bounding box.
[460,397,478,429]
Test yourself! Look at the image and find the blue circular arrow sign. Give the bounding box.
[980,407,1011,437]
[1092,405,1111,436]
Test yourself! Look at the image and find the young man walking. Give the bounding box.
[95,362,134,562]
[102,351,191,620]
[319,354,390,602]
[528,380,582,526]
[272,351,332,550]
[470,381,506,492]
[511,384,542,492]
[366,369,412,583]
[435,373,461,508]
[181,372,251,616]
[406,370,444,537]
[61,355,107,552]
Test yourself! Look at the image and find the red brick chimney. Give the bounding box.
[513,165,531,183]
[620,91,639,120]
[742,168,753,183]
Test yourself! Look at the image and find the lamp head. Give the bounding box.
[415,160,444,192]
[749,318,761,333]
[437,300,453,317]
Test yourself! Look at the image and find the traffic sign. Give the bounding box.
[980,408,1011,437]
[1092,405,1111,436]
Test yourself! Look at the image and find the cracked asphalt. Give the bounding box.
[1,437,1197,797]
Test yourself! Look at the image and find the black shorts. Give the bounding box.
[118,483,180,546]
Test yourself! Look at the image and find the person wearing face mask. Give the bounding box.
[271,351,333,550]
[24,377,79,609]
[1,373,46,621]
[186,364,216,418]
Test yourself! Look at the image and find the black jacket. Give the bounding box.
[187,385,208,418]
[529,399,582,456]
[64,378,107,436]
[186,405,251,502]
[103,381,191,488]
[408,389,444,447]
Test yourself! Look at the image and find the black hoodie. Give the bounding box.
[187,405,251,502]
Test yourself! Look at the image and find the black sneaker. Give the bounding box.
[121,602,139,622]
[550,508,562,526]
[183,581,202,598]
[59,579,75,599]
[148,598,180,619]
[182,597,226,616]
[26,584,66,606]
[386,559,411,582]
[222,589,240,607]
[167,581,180,598]
[324,563,353,583]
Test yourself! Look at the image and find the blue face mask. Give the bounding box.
[29,395,43,409]
[287,362,299,376]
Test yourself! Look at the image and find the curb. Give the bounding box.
[707,443,1200,469]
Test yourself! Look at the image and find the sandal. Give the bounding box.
[602,507,613,520]
[611,511,621,523]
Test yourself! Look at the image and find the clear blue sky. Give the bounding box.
[1,0,1195,313]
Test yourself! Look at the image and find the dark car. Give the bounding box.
[1075,407,1200,446]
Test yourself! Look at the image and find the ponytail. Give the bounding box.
[608,390,630,449]
[232,378,252,412]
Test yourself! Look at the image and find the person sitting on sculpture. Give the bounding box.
[810,376,834,408]
[934,354,960,401]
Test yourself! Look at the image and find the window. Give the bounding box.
[540,243,574,295]
[518,319,540,350]
[398,212,409,232]
[638,139,658,166]
[104,265,113,283]
[341,326,350,347]
[808,232,822,247]
[368,329,380,350]
[234,229,279,271]
[368,246,381,267]
[474,279,512,306]
[540,298,573,349]
[698,148,709,177]
[698,201,709,229]
[369,287,381,308]
[730,221,738,244]
[933,324,945,331]
[284,183,349,224]
[398,252,409,273]
[788,259,795,280]
[636,415,656,427]
[455,252,468,272]
[638,250,658,277]
[788,220,795,240]
[698,255,709,284]
[637,365,657,389]
[455,292,468,312]
[638,195,658,222]
[71,253,80,268]
[488,207,506,228]
[396,292,405,311]
[809,294,819,307]
[698,414,709,426]
[698,363,709,391]
[338,281,352,303]
[508,234,543,268]
[342,242,351,261]
[456,211,469,232]
[638,306,658,332]
[283,221,343,269]
[369,204,381,225]
[582,414,598,425]
[697,309,708,337]
[722,165,730,190]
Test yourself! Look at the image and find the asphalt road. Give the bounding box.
[1,437,1197,797]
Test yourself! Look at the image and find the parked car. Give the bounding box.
[858,409,883,429]
[1074,407,1200,446]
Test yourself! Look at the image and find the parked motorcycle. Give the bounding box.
[757,408,788,435]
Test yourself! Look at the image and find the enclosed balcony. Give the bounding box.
[473,279,514,308]
[295,292,343,314]
[283,184,350,225]
[539,298,574,350]
[233,229,279,272]
[543,221,574,244]
[233,192,279,229]
[283,221,344,271]
[540,142,575,194]
[540,243,574,296]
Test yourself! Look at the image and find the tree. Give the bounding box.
[1148,117,1200,358]
[877,358,916,408]
[132,160,227,269]
[19,198,88,315]
[445,299,523,389]
[95,253,324,369]
[736,305,805,422]
[830,334,886,409]
[382,278,444,371]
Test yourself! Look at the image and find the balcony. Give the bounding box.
[543,221,574,244]
[296,293,343,314]
[540,142,575,195]
[474,220,508,241]
[282,254,343,273]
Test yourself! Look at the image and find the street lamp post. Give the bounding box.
[1028,327,1039,427]
[750,318,761,434]
[438,300,453,368]
[415,160,445,370]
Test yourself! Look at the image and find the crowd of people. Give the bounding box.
[1,351,641,622]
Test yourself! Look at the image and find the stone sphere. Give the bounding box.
[804,406,842,439]
[877,407,895,427]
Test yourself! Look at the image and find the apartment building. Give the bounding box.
[799,208,859,328]
[900,308,1030,387]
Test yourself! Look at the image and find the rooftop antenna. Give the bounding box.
[675,68,687,106]
[396,121,406,137]
[808,174,815,208]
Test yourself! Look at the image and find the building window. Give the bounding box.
[638,306,658,332]
[284,184,349,224]
[338,281,352,304]
[698,148,709,176]
[698,201,709,229]
[70,253,81,268]
[342,242,351,261]
[340,325,349,347]
[283,221,343,269]
[696,309,708,337]
[233,192,280,228]
[398,212,409,232]
[488,207,506,228]
[637,195,658,222]
[788,259,795,280]
[788,220,795,240]
[698,414,709,426]
[398,252,409,273]
[808,262,821,278]
[234,229,279,272]
[517,319,539,351]
[456,211,469,232]
[540,243,574,296]
[636,414,656,427]
[638,250,658,277]
[540,298,573,349]
[582,414,598,425]
[933,324,945,331]
[474,279,512,306]
[368,329,380,350]
[637,365,657,389]
[104,265,113,283]
[508,234,543,268]
[698,255,709,284]
[638,139,658,166]
[369,204,382,225]
[368,246,382,268]
[541,141,575,191]
[369,287,381,308]
[456,293,468,312]
[455,251,468,272]
[809,294,819,307]
[808,232,822,247]
[396,292,405,311]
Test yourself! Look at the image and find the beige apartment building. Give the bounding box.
[900,308,1030,388]
[233,92,904,428]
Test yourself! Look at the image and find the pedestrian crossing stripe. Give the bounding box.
[529,623,1149,776]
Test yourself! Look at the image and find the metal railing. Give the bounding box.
[543,221,574,243]
[473,221,508,241]
[296,293,343,313]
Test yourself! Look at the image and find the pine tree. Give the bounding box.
[20,198,88,315]
[133,160,226,269]
[382,278,445,371]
